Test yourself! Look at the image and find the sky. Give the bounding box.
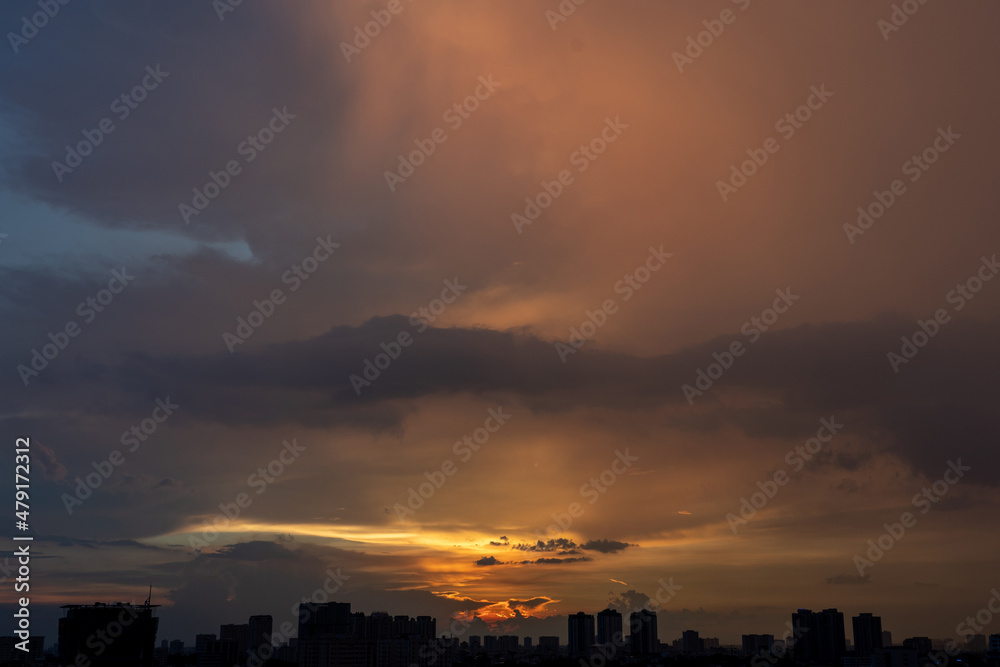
[0,0,999,649]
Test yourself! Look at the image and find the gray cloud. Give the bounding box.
[580,539,630,554]
[6,311,997,488]
[475,556,502,566]
[825,572,871,585]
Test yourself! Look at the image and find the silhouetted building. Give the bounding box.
[295,603,436,667]
[744,634,775,656]
[523,637,532,650]
[989,634,1000,653]
[498,635,519,654]
[196,634,215,655]
[298,636,372,667]
[841,657,871,667]
[682,630,701,655]
[275,640,297,664]
[297,604,373,667]
[629,610,658,656]
[301,603,354,640]
[875,647,919,667]
[772,639,791,660]
[792,608,845,664]
[391,616,411,639]
[29,635,45,661]
[58,602,158,667]
[568,612,595,657]
[155,640,169,665]
[967,635,987,653]
[883,631,894,648]
[0,637,15,663]
[853,613,883,658]
[220,623,248,665]
[0,635,44,662]
[248,614,272,661]
[597,609,624,645]
[200,639,239,667]
[169,639,184,654]
[538,636,560,655]
[415,616,436,641]
[902,637,932,657]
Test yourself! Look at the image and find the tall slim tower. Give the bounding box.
[682,630,701,655]
[852,613,883,658]
[568,612,595,657]
[792,608,845,663]
[597,609,623,645]
[248,615,273,661]
[629,610,658,656]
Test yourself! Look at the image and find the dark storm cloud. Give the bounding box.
[5,310,997,486]
[475,556,502,566]
[580,539,630,554]
[1,2,995,517]
[0,0,358,249]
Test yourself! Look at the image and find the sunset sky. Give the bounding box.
[1,0,999,648]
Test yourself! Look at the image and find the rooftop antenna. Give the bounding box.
[144,585,152,607]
